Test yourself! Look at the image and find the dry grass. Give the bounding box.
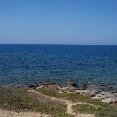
[37,87,117,117]
[0,87,73,117]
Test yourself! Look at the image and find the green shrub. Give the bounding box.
[72,103,117,115]
[95,112,117,117]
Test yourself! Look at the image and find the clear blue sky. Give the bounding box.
[0,0,117,45]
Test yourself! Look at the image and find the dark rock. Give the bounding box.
[71,82,77,87]
[67,80,78,87]
[28,84,37,89]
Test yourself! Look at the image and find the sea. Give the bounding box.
[0,44,117,87]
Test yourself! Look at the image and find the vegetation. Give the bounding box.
[37,87,104,104]
[0,86,117,117]
[36,87,65,98]
[37,87,117,117]
[72,103,117,114]
[0,87,73,117]
[95,112,117,117]
[72,104,94,114]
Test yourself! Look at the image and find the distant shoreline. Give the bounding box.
[0,44,117,46]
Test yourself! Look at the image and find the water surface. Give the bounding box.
[0,45,117,86]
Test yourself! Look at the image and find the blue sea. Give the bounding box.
[0,44,117,87]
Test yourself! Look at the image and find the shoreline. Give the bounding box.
[34,81,117,105]
[2,81,117,105]
[0,82,117,117]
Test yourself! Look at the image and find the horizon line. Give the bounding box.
[0,44,117,46]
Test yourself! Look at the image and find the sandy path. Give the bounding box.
[0,109,50,117]
[28,90,95,117]
[0,90,95,117]
[66,102,77,116]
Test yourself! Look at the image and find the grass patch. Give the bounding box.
[36,87,106,105]
[95,112,117,117]
[1,87,116,117]
[37,87,117,116]
[72,104,95,114]
[0,87,73,117]
[36,87,63,98]
[72,103,117,116]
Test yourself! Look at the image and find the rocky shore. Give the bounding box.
[28,81,117,105]
[0,81,117,117]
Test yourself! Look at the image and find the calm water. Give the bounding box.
[0,44,117,86]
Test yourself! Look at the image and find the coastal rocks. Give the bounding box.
[101,97,117,104]
[87,90,99,97]
[35,81,117,105]
[86,83,100,91]
[92,91,117,104]
[56,85,67,93]
[56,84,77,93]
[92,92,112,100]
[75,90,88,94]
[66,85,77,92]
[100,84,117,92]
[36,82,59,91]
[75,82,117,104]
[76,83,100,96]
[67,81,78,87]
[28,84,37,89]
[28,82,40,89]
[75,89,98,97]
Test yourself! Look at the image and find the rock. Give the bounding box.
[91,91,117,104]
[76,90,88,94]
[36,85,44,89]
[28,84,37,89]
[71,82,77,87]
[39,82,59,90]
[67,80,78,87]
[66,86,77,92]
[101,97,117,104]
[86,83,100,91]
[87,90,99,97]
[113,93,117,97]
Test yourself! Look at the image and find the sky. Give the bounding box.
[0,0,117,45]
